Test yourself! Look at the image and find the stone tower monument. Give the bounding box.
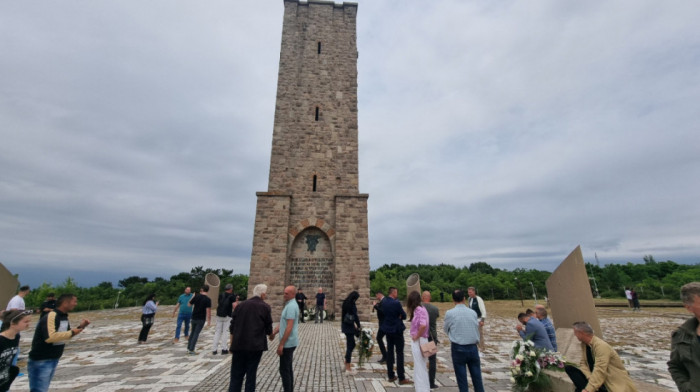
[247,0,370,321]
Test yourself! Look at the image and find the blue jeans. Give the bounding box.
[28,358,60,392]
[188,319,205,352]
[451,343,484,392]
[175,313,192,339]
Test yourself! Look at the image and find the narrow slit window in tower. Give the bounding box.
[312,175,317,192]
[315,107,319,121]
[318,42,322,54]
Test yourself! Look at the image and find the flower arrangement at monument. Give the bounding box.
[357,328,375,367]
[509,339,566,392]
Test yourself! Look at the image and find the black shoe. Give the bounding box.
[388,376,398,383]
[221,350,229,355]
[430,384,439,389]
[212,351,218,355]
[378,358,386,364]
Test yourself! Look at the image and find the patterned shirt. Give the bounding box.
[443,304,480,345]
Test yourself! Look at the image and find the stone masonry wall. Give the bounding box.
[248,0,369,322]
[247,193,291,313]
[333,194,371,320]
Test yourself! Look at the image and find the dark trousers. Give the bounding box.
[229,350,263,392]
[386,332,405,381]
[344,333,356,363]
[138,314,154,342]
[376,328,387,360]
[188,319,205,352]
[565,365,608,392]
[428,335,436,386]
[280,346,296,392]
[297,303,305,322]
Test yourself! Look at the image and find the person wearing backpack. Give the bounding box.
[212,284,234,355]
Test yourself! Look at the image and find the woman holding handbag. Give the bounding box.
[138,294,158,344]
[341,291,361,373]
[407,291,431,391]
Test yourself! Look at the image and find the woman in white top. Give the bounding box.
[138,294,158,344]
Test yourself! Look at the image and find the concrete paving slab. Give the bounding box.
[7,305,685,391]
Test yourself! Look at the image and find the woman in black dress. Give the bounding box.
[341,291,361,373]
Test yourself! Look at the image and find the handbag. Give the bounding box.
[342,313,355,325]
[142,314,154,326]
[421,330,438,358]
[420,340,437,357]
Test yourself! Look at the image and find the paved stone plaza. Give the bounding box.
[10,305,683,391]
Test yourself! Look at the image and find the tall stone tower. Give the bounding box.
[247,0,370,321]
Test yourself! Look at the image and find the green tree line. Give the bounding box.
[17,256,700,311]
[370,257,700,302]
[22,267,248,312]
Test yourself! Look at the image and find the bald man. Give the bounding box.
[422,291,440,389]
[271,286,299,392]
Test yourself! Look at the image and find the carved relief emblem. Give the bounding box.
[305,235,320,253]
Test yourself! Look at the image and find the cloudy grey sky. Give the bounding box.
[1,1,698,288]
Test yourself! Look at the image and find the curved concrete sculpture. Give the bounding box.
[406,273,421,297]
[205,273,220,311]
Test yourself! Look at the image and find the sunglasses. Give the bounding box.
[11,310,33,323]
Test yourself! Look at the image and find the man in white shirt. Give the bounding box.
[467,287,486,352]
[624,287,633,308]
[6,285,30,311]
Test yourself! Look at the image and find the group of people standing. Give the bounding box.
[138,283,240,355]
[624,287,641,311]
[369,287,486,392]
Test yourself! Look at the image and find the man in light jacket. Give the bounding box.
[565,321,637,392]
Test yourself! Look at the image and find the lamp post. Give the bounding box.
[529,281,538,305]
[114,290,123,309]
[515,277,524,306]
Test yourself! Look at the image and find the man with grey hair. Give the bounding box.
[467,287,486,352]
[565,321,636,392]
[668,281,700,392]
[228,283,273,392]
[535,307,557,351]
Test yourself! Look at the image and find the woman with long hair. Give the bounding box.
[341,291,361,373]
[138,293,158,344]
[0,310,32,391]
[407,290,430,391]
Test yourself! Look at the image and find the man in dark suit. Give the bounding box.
[379,287,412,385]
[228,283,273,392]
[372,291,387,363]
